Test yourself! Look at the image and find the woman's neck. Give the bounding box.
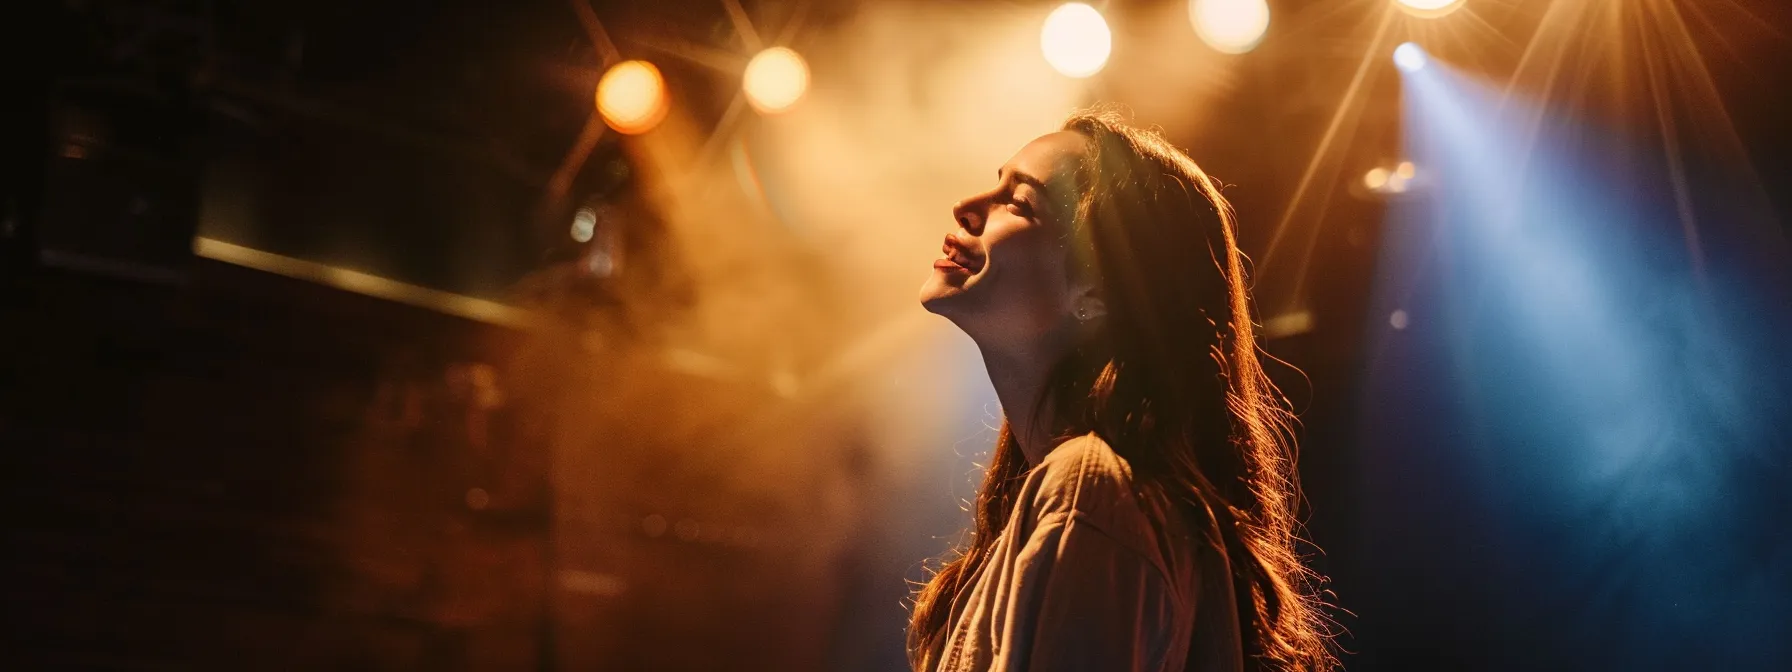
[976,332,1073,466]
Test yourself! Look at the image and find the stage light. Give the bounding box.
[1396,160,1416,179]
[1394,0,1467,19]
[743,47,809,114]
[571,207,597,242]
[1041,3,1111,78]
[1388,309,1409,330]
[1189,0,1270,54]
[1393,42,1428,73]
[1364,167,1391,190]
[596,60,668,135]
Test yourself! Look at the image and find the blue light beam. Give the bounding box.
[1360,56,1792,669]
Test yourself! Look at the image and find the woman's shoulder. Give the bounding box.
[1028,433,1188,575]
[1031,433,1146,520]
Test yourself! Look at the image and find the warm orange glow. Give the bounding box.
[1394,0,1467,19]
[1189,0,1271,55]
[596,60,669,135]
[743,47,810,114]
[1396,161,1417,179]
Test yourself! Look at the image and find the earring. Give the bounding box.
[1074,298,1103,323]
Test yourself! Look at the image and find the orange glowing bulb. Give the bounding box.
[596,60,669,135]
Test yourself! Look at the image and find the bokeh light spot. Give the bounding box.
[1394,42,1428,73]
[642,513,668,537]
[597,60,669,135]
[743,47,810,114]
[1364,167,1391,190]
[1040,3,1112,78]
[1189,0,1271,55]
[571,207,597,243]
[465,487,490,510]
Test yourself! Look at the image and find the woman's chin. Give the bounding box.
[918,276,969,314]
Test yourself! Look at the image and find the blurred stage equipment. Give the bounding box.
[14,85,205,282]
[743,47,810,114]
[1041,3,1112,78]
[1189,0,1271,54]
[1394,42,1429,73]
[1394,0,1467,19]
[597,60,669,135]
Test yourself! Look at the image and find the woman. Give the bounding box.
[909,109,1334,672]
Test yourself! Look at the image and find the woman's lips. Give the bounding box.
[934,257,972,273]
[939,237,982,273]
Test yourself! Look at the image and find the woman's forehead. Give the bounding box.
[1002,131,1087,186]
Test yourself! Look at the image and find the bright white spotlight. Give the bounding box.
[571,207,597,243]
[1189,0,1271,54]
[1041,3,1112,78]
[1394,0,1467,19]
[1393,42,1428,73]
[596,60,669,135]
[743,47,809,114]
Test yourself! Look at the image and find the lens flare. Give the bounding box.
[1393,42,1428,73]
[1040,3,1112,78]
[1394,0,1467,19]
[596,60,669,135]
[743,47,810,114]
[1189,0,1271,55]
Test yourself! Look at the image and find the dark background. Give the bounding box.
[4,0,1789,670]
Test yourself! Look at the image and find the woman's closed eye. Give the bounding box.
[1006,193,1036,218]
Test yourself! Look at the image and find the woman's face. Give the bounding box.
[919,131,1090,342]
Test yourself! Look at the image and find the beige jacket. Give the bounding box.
[932,434,1245,672]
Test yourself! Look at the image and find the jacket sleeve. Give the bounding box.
[992,511,1187,672]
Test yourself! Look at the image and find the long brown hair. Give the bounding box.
[907,109,1335,671]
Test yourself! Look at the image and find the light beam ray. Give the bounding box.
[1378,59,1792,668]
[1259,4,1397,285]
[1637,0,1709,285]
[720,0,764,52]
[625,34,749,74]
[567,0,621,65]
[774,0,813,47]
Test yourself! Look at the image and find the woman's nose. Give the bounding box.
[951,200,983,234]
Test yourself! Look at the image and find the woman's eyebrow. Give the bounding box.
[996,167,1051,197]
